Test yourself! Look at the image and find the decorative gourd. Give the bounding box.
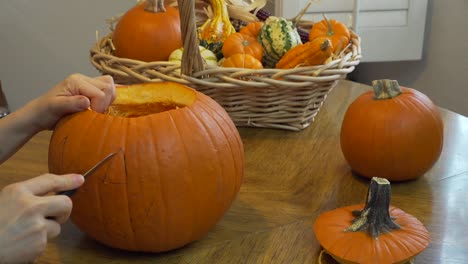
[222,32,264,61]
[309,15,350,53]
[340,79,444,181]
[112,0,182,62]
[48,82,244,252]
[169,45,218,68]
[275,37,333,69]
[222,53,263,69]
[258,16,302,68]
[314,177,430,264]
[198,0,236,58]
[239,21,264,38]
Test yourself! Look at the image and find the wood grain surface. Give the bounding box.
[0,80,467,263]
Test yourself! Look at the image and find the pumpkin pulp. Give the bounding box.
[105,82,196,117]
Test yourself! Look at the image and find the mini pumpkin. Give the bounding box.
[222,53,263,69]
[314,177,430,264]
[48,82,244,252]
[112,0,182,62]
[340,80,443,181]
[222,32,264,61]
[239,21,264,38]
[309,15,350,53]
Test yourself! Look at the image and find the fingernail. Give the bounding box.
[73,174,85,184]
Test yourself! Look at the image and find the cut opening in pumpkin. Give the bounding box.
[105,82,197,117]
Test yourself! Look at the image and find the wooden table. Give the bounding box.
[1,80,467,263]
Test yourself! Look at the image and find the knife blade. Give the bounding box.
[57,151,118,197]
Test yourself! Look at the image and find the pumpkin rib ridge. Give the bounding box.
[122,118,138,249]
[166,110,197,244]
[194,97,243,202]
[185,104,228,209]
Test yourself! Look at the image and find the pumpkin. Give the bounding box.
[48,82,244,252]
[314,177,430,264]
[222,32,264,61]
[169,45,218,68]
[222,53,263,69]
[198,0,236,58]
[275,37,333,69]
[309,15,350,53]
[112,0,182,62]
[258,16,302,68]
[239,21,264,38]
[340,79,443,181]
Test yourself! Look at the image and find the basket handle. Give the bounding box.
[176,0,205,76]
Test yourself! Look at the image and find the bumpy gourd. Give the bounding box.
[276,37,333,69]
[258,16,302,68]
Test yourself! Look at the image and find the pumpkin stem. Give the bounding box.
[344,177,400,238]
[322,14,335,36]
[144,0,166,13]
[372,79,402,100]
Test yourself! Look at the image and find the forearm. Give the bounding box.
[0,99,42,164]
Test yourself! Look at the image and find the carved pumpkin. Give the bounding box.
[112,0,182,62]
[48,82,244,252]
[314,177,430,264]
[340,79,444,181]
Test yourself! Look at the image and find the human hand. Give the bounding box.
[0,174,84,263]
[31,74,116,131]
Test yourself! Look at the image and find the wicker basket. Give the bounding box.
[90,0,362,131]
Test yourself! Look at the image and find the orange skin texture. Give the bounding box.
[275,37,333,69]
[222,53,263,69]
[112,3,182,62]
[48,82,244,252]
[340,87,444,181]
[309,19,350,53]
[314,204,430,264]
[239,21,264,38]
[222,32,264,61]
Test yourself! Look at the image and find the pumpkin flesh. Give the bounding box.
[48,82,244,252]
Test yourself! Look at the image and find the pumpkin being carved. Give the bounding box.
[48,82,244,252]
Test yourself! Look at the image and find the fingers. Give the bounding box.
[45,219,62,239]
[40,195,73,224]
[21,174,84,196]
[66,74,116,113]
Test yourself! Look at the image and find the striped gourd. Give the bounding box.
[258,16,302,68]
[169,46,218,68]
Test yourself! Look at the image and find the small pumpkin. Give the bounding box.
[275,37,333,69]
[48,82,244,252]
[309,15,350,53]
[112,0,182,62]
[340,79,444,181]
[169,45,218,68]
[222,53,263,69]
[258,16,302,68]
[239,21,264,38]
[198,0,236,58]
[222,32,264,61]
[314,177,430,264]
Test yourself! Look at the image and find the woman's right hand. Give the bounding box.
[0,173,84,263]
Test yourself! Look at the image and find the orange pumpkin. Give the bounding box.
[309,16,350,53]
[48,82,244,252]
[239,21,264,38]
[222,53,263,69]
[112,0,182,62]
[340,79,444,181]
[314,177,430,264]
[222,32,264,61]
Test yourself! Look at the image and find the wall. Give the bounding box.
[1,0,468,117]
[349,0,468,117]
[0,0,136,111]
